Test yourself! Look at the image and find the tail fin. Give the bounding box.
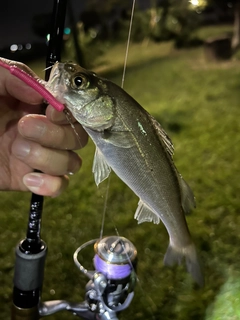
[163,242,204,286]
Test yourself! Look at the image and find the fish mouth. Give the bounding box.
[46,63,68,104]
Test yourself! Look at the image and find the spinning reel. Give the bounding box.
[12,236,137,320]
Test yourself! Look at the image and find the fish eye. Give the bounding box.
[74,76,83,87]
[71,74,87,89]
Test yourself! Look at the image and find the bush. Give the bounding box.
[116,10,151,43]
[63,24,107,68]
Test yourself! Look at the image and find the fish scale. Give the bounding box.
[47,62,204,286]
[90,121,183,229]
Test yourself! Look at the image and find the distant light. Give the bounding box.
[50,289,55,295]
[190,0,199,5]
[18,44,23,50]
[10,44,18,52]
[46,34,50,42]
[25,43,31,50]
[64,27,71,35]
[90,29,97,39]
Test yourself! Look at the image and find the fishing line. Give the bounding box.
[116,210,156,319]
[114,226,139,279]
[43,65,53,72]
[99,175,111,239]
[104,229,157,320]
[43,65,56,73]
[62,105,112,238]
[121,0,136,89]
[62,110,112,239]
[63,108,83,149]
[63,109,111,239]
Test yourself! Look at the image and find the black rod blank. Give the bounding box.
[11,1,68,318]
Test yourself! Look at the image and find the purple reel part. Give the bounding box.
[94,236,137,280]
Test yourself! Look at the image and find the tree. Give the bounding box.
[193,0,240,51]
[154,0,202,46]
[231,0,240,50]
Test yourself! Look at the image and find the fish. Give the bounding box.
[47,62,203,286]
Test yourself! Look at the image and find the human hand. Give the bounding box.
[0,63,88,197]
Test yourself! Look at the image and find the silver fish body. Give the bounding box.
[47,63,203,286]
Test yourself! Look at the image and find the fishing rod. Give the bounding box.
[10,1,138,320]
[11,0,67,319]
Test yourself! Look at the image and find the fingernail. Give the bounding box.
[23,173,43,192]
[19,117,46,139]
[12,140,31,159]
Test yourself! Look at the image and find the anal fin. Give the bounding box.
[177,174,196,214]
[134,200,160,224]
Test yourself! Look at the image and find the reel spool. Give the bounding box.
[94,236,137,279]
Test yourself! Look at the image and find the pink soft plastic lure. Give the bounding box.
[0,58,64,112]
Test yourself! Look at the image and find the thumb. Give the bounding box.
[0,63,43,105]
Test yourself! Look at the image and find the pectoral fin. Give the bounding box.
[92,148,111,186]
[134,200,160,224]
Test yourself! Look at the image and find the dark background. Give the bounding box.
[0,0,87,49]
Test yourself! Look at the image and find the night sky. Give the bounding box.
[0,0,87,50]
[0,0,149,51]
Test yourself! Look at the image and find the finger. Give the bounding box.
[12,137,82,176]
[18,114,88,150]
[23,172,69,197]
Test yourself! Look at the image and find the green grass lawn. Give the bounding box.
[1,37,240,319]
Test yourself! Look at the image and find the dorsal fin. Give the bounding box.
[148,115,195,214]
[148,115,174,158]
